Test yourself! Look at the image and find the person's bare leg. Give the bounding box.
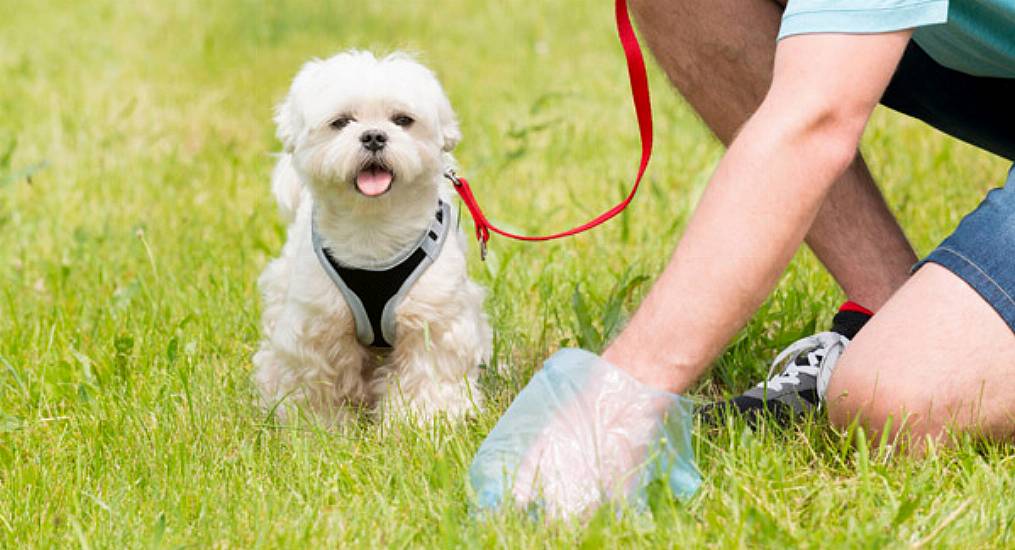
[630,0,916,309]
[826,264,1015,442]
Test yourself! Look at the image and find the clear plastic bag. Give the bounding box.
[469,348,700,518]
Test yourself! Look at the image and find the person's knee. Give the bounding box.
[825,350,888,430]
[827,261,1015,441]
[628,0,673,32]
[628,0,653,18]
[629,0,661,16]
[824,345,938,437]
[628,0,709,36]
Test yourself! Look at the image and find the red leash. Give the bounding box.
[446,0,652,259]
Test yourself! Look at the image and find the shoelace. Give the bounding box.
[757,332,850,394]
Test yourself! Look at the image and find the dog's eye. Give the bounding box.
[392,115,414,127]
[331,116,354,130]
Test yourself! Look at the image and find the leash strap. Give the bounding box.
[447,0,652,259]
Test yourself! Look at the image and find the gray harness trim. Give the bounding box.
[311,200,452,348]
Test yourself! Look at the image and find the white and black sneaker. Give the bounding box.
[702,306,872,426]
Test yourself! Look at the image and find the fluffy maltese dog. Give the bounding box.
[253,51,492,426]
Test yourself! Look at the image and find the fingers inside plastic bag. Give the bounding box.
[469,348,700,519]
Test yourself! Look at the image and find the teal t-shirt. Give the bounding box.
[779,0,1015,78]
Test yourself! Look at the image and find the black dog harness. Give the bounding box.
[312,200,452,348]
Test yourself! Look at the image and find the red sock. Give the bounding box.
[838,300,874,316]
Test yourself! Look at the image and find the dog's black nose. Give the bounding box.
[360,130,387,152]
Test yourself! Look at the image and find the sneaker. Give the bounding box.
[702,307,872,425]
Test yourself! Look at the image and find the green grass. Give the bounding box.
[1,0,1013,547]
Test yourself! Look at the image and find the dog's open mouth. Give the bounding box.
[355,162,394,197]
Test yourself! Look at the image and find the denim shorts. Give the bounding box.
[913,166,1015,332]
[884,43,1015,333]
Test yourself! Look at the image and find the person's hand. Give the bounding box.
[469,348,700,518]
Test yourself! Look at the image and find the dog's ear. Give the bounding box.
[437,96,461,152]
[274,60,322,153]
[274,95,300,154]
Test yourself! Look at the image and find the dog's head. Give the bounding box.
[275,51,459,201]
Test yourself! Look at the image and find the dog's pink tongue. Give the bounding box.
[356,168,393,196]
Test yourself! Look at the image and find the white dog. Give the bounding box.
[253,51,492,426]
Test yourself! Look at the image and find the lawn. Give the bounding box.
[1,0,1013,547]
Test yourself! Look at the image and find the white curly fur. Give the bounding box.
[253,51,491,426]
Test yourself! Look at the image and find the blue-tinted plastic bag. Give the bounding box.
[470,348,700,518]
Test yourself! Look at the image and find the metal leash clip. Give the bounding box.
[443,168,462,187]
